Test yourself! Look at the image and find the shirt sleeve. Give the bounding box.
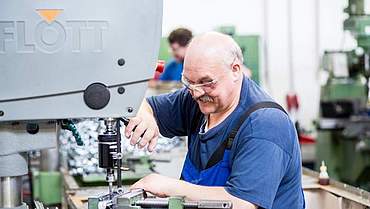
[146,88,197,138]
[159,60,175,81]
[225,137,291,209]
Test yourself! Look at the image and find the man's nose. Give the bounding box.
[192,87,205,99]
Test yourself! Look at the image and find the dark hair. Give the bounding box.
[168,28,193,47]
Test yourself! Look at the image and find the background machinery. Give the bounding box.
[316,0,370,190]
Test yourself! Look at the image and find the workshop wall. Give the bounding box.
[162,0,356,128]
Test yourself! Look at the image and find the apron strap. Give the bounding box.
[205,101,287,169]
[190,107,204,133]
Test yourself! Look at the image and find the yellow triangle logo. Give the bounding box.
[36,9,63,24]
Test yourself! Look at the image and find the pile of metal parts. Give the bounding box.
[59,119,184,177]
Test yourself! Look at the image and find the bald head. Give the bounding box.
[181,32,245,116]
[184,32,243,69]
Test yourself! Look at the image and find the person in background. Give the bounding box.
[159,28,193,81]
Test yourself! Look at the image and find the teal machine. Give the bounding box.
[316,0,370,190]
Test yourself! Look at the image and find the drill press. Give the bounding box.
[0,0,163,208]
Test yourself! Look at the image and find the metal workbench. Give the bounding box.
[62,167,370,209]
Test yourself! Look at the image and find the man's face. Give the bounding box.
[183,58,238,115]
[170,43,187,62]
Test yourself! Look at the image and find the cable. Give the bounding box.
[61,119,83,146]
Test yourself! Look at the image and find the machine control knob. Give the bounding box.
[26,123,39,134]
[83,83,110,110]
[153,60,165,80]
[156,60,165,73]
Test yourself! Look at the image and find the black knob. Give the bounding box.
[27,123,39,135]
[83,83,110,110]
[117,58,125,66]
[117,87,125,94]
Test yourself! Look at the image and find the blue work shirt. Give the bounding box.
[159,59,183,81]
[147,76,305,209]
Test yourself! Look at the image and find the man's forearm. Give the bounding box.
[137,99,155,118]
[167,180,256,209]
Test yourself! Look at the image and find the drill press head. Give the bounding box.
[0,0,163,122]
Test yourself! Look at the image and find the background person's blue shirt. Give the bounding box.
[147,76,305,209]
[159,59,183,81]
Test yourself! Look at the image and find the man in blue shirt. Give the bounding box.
[127,32,305,209]
[159,28,192,81]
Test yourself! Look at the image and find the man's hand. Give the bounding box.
[125,116,159,151]
[130,173,176,197]
[124,100,159,152]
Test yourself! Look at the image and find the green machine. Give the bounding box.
[316,0,370,190]
[217,26,260,83]
[32,171,61,205]
[158,26,261,83]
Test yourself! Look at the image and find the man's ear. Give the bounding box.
[231,63,241,81]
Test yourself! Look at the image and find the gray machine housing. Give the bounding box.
[0,0,163,121]
[0,1,162,208]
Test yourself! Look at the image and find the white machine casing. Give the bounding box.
[0,0,163,122]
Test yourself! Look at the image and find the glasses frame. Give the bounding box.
[181,75,218,93]
[181,55,238,93]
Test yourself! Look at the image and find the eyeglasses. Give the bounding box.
[181,75,218,93]
[181,56,237,92]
